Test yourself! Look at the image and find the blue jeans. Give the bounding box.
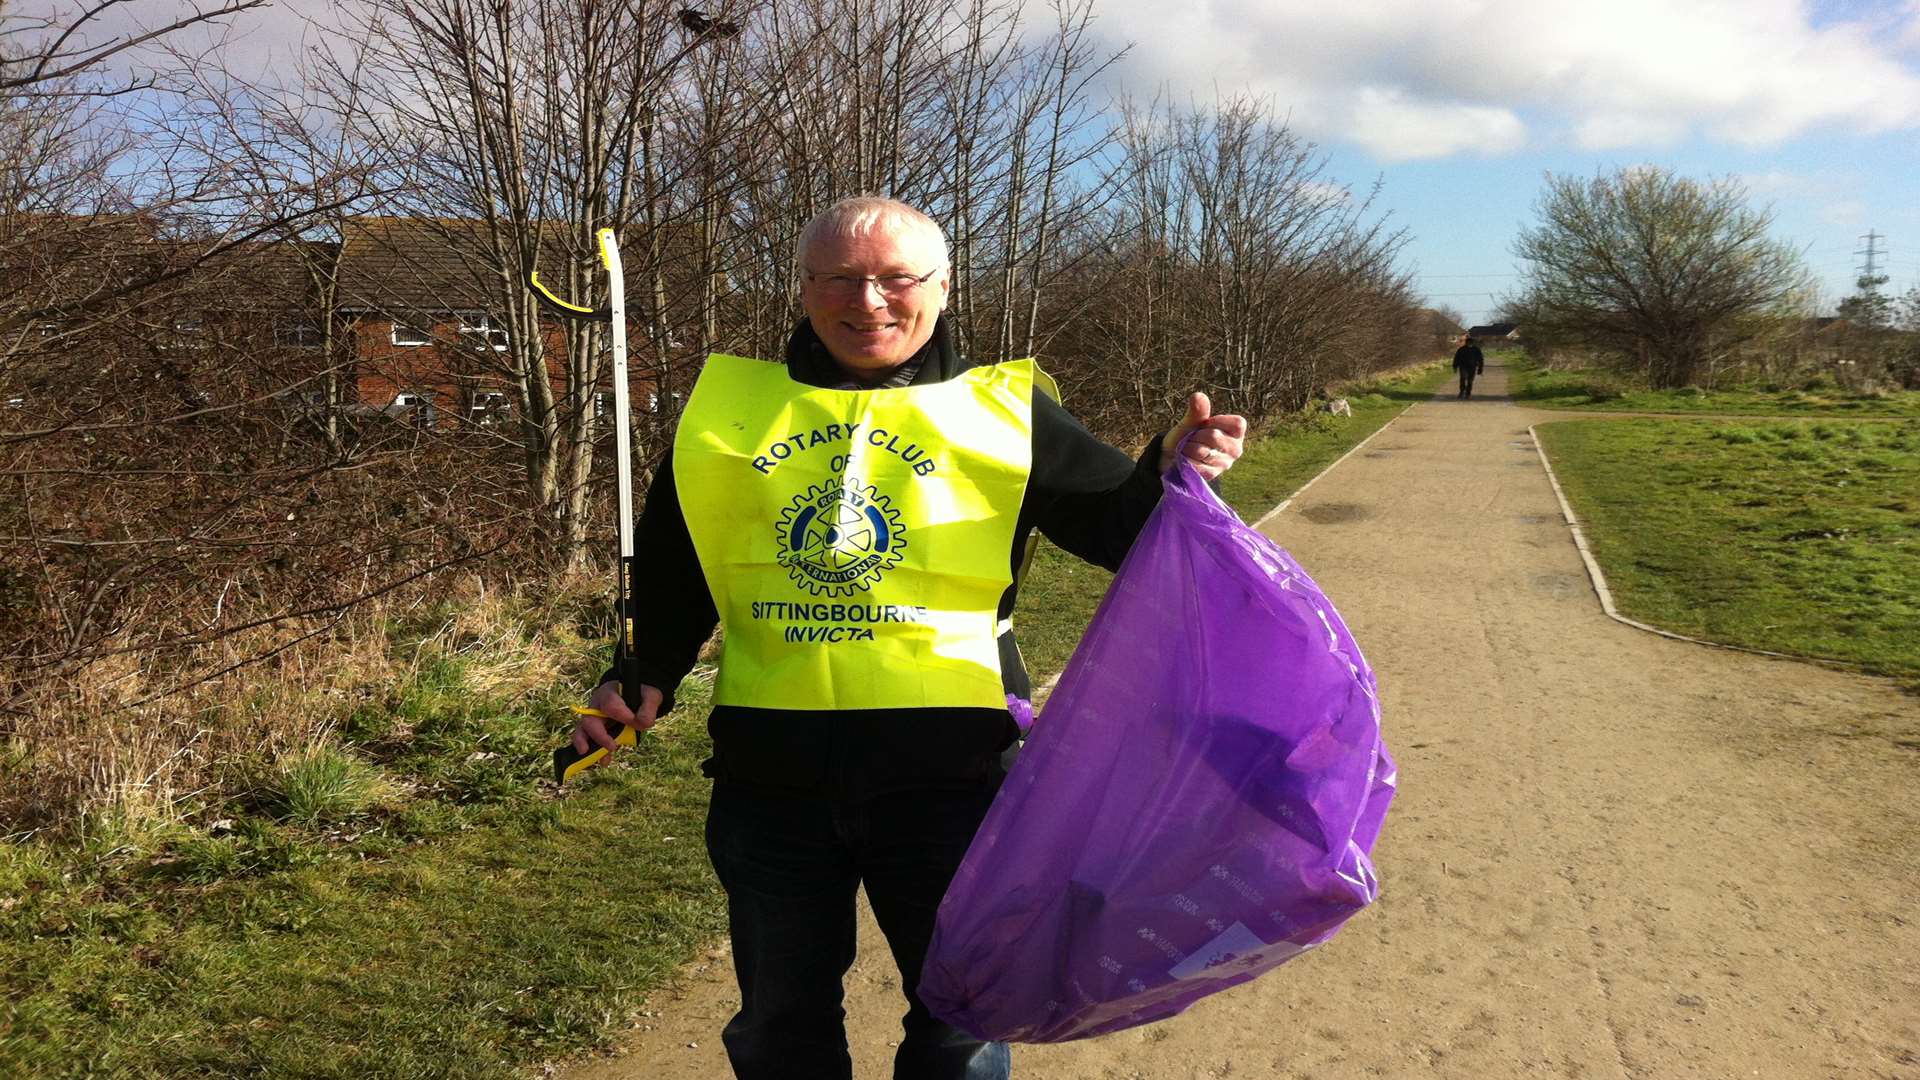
[705,782,1011,1080]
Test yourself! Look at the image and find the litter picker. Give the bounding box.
[527,228,643,784]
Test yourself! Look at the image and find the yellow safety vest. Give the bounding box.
[675,353,1039,711]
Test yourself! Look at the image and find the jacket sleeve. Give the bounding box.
[598,450,719,717]
[1022,393,1166,572]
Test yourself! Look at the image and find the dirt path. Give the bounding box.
[560,360,1920,1079]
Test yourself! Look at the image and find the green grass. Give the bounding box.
[268,747,388,826]
[1509,354,1920,417]
[0,359,1448,1077]
[1536,417,1920,679]
[2,620,728,1079]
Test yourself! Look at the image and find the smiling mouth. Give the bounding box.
[844,322,898,333]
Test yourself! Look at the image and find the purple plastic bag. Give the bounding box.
[918,453,1396,1044]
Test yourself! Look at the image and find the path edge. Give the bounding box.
[1527,421,1834,667]
[1251,400,1423,531]
[1041,399,1420,701]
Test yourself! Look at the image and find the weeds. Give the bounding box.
[270,747,386,826]
[150,820,323,884]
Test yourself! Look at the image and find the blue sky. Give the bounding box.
[1059,0,1920,325]
[22,0,1920,326]
[1325,130,1920,326]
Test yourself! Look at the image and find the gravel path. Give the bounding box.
[561,360,1920,1079]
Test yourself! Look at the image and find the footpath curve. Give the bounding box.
[563,360,1920,1079]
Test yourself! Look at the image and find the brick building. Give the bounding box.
[327,216,585,427]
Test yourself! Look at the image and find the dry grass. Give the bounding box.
[1,569,611,842]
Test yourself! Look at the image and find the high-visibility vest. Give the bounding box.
[675,353,1039,711]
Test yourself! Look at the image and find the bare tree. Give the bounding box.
[1892,286,1920,390]
[1045,95,1414,433]
[315,0,744,567]
[1510,167,1811,388]
[0,0,438,826]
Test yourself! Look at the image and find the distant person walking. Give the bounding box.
[1453,337,1486,399]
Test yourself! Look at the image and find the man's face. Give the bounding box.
[800,225,949,381]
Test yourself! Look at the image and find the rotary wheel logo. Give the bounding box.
[775,482,907,596]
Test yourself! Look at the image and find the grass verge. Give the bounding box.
[0,358,1448,1078]
[2,635,725,1079]
[1535,417,1920,681]
[1507,352,1920,417]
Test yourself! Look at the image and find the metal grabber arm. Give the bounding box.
[528,229,643,784]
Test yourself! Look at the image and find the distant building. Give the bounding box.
[1464,323,1520,341]
[214,216,662,429]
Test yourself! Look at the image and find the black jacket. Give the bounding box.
[604,317,1168,800]
[1453,345,1485,373]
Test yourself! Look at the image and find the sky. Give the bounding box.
[16,0,1920,326]
[1057,0,1920,324]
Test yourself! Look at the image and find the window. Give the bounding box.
[469,391,511,425]
[390,391,436,426]
[458,313,510,351]
[391,319,430,346]
[275,320,323,349]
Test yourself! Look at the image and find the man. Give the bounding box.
[1453,335,1486,399]
[571,196,1245,1080]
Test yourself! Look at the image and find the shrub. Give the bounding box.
[270,746,385,826]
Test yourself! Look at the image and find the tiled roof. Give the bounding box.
[336,216,590,314]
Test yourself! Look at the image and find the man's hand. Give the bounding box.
[572,681,664,756]
[1161,392,1248,481]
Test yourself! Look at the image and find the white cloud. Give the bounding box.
[1819,199,1870,226]
[1574,113,1686,151]
[1737,168,1860,200]
[6,0,340,86]
[1297,180,1356,207]
[1345,89,1526,161]
[1055,0,1920,160]
[1901,1,1920,49]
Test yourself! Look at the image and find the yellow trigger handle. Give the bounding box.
[553,705,639,784]
[595,227,617,270]
[527,269,602,318]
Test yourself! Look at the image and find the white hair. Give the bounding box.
[794,196,950,283]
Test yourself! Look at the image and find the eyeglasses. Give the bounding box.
[804,267,941,298]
